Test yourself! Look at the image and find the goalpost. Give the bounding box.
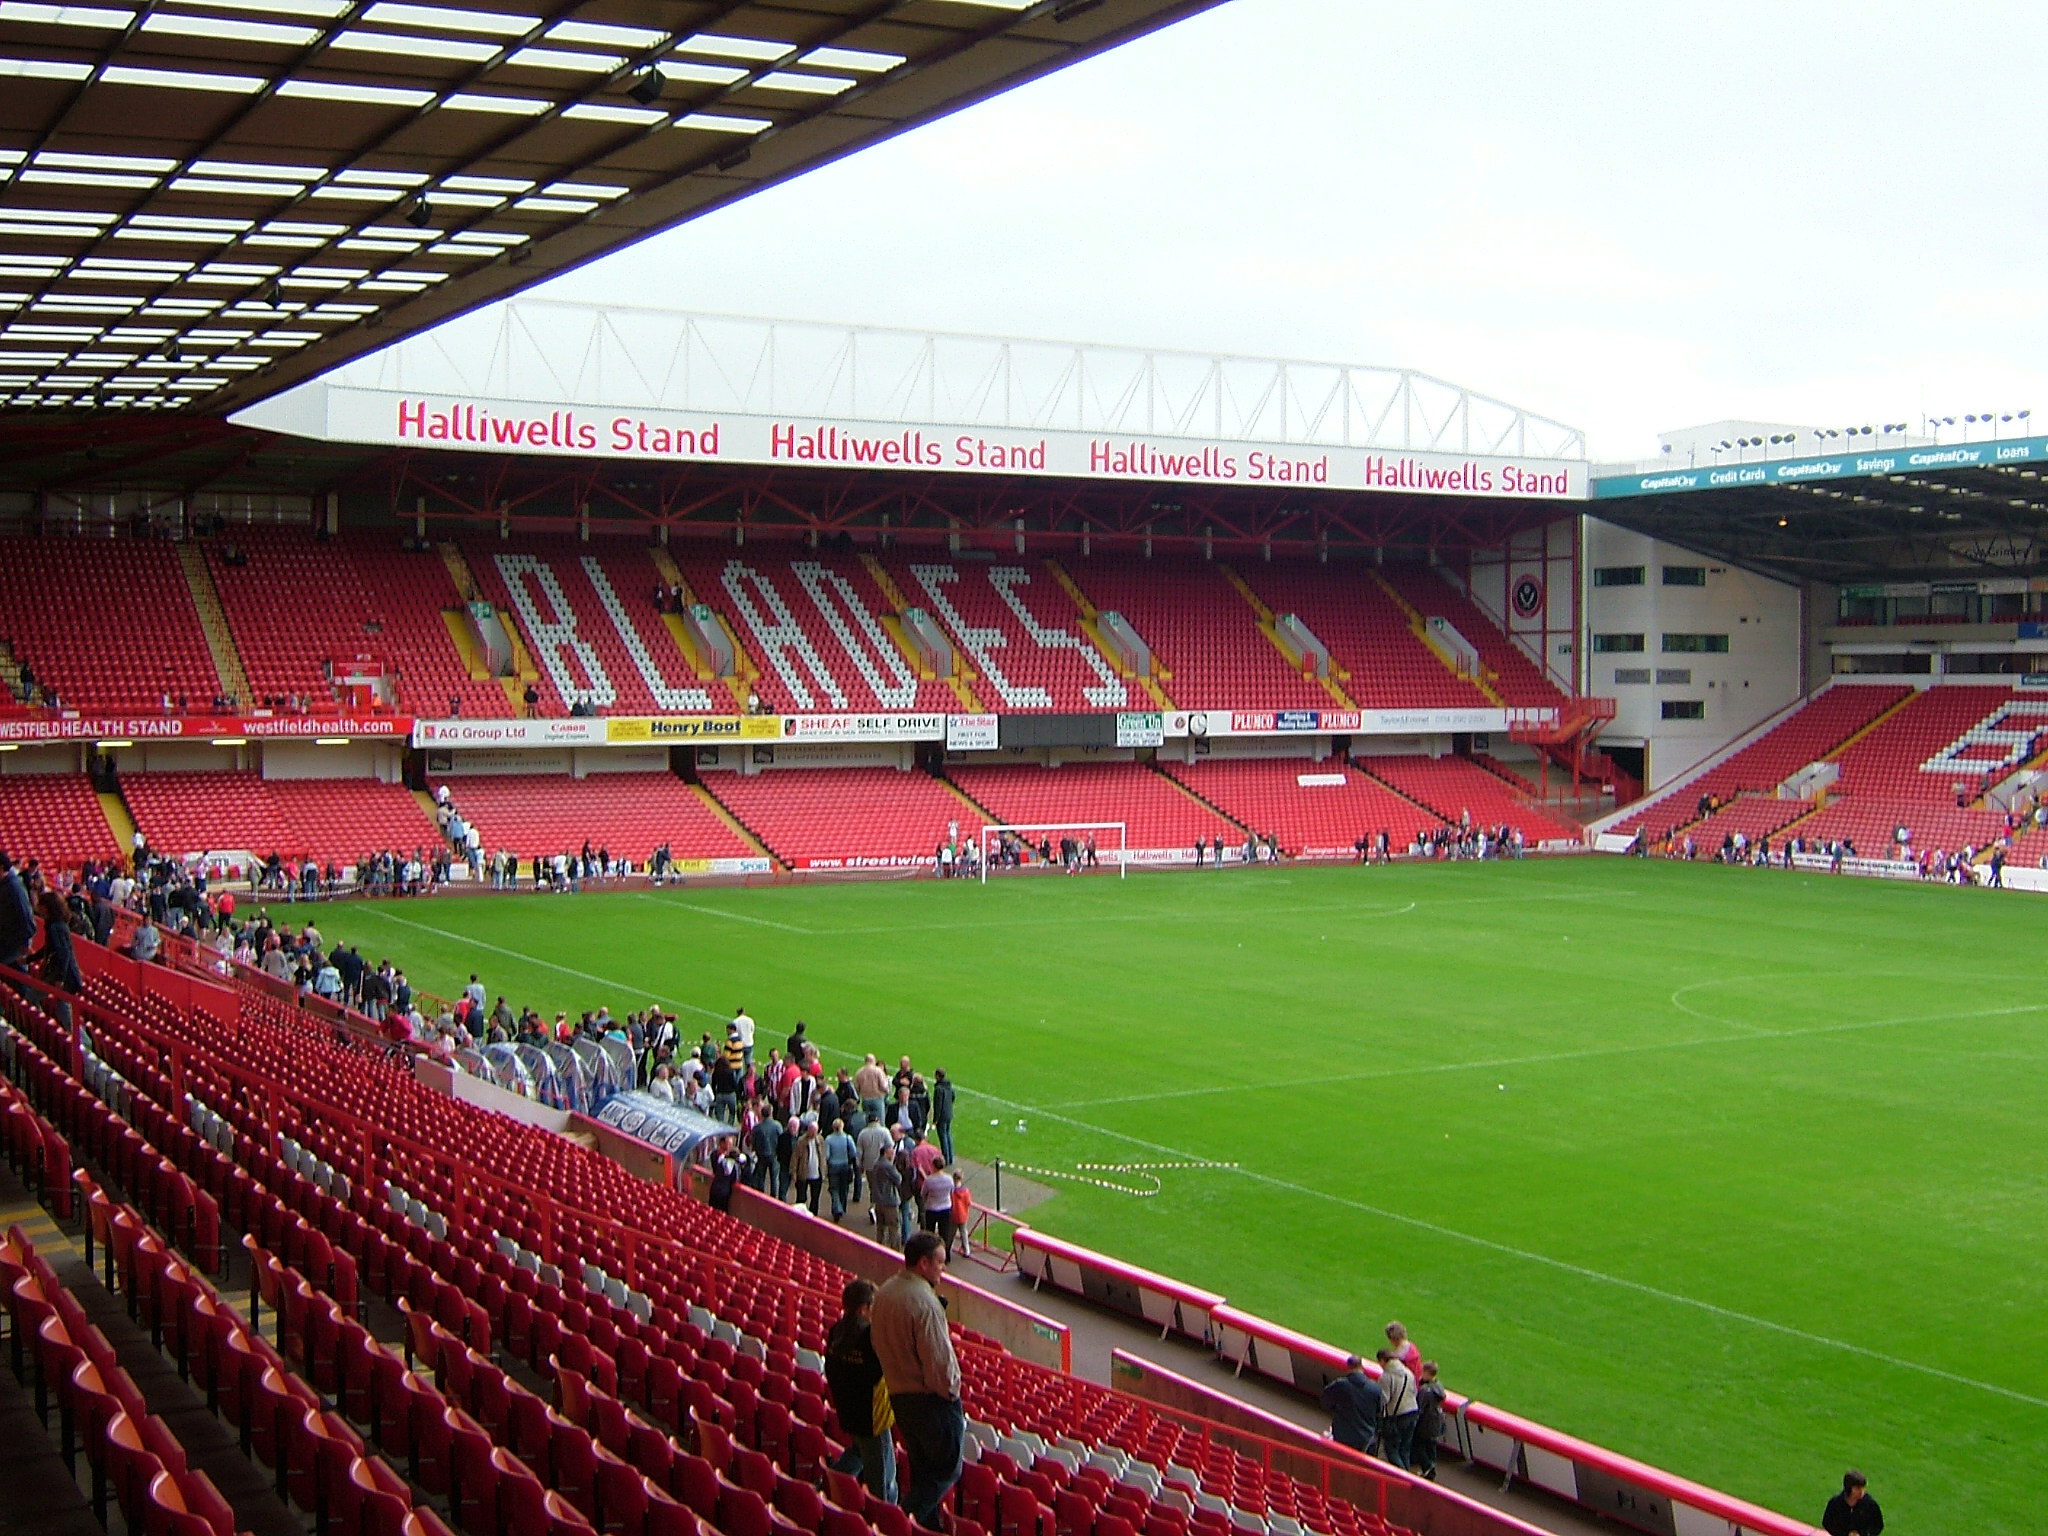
[979,822,1128,882]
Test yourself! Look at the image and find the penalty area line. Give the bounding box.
[951,1079,2048,1412]
[631,893,815,934]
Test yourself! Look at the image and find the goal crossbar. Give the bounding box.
[978,821,1127,882]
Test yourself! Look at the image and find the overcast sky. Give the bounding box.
[530,0,2048,461]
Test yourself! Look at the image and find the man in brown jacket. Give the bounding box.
[869,1233,962,1531]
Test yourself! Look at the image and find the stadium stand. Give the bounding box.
[1376,568,1569,710]
[437,773,759,864]
[121,770,431,863]
[1060,556,1330,710]
[1355,755,1583,845]
[669,549,959,715]
[1793,685,2042,857]
[1237,566,1488,711]
[947,761,1222,853]
[0,938,1430,1536]
[1608,683,1912,841]
[1676,795,1821,850]
[0,536,222,712]
[464,539,721,718]
[205,528,504,718]
[1157,757,1443,856]
[0,773,119,868]
[703,767,972,867]
[876,557,1131,712]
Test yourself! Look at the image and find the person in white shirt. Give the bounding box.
[732,1006,755,1069]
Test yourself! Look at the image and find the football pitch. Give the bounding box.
[345,857,2046,1535]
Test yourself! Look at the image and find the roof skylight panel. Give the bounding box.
[2,208,116,226]
[442,93,549,114]
[544,18,661,48]
[192,160,327,181]
[339,235,431,250]
[0,56,94,78]
[0,3,132,28]
[20,169,160,189]
[654,60,743,86]
[35,295,142,311]
[140,11,317,45]
[170,0,351,16]
[171,177,307,197]
[259,219,345,234]
[37,151,176,174]
[421,192,500,207]
[309,185,404,201]
[438,227,521,244]
[674,112,768,135]
[441,174,531,192]
[676,33,794,62]
[361,2,534,36]
[277,79,434,106]
[543,181,625,199]
[329,29,501,62]
[505,45,621,72]
[753,71,854,96]
[512,194,593,213]
[801,45,904,73]
[102,64,268,92]
[76,256,192,275]
[561,103,662,125]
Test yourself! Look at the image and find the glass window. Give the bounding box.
[1592,633,1645,653]
[1661,633,1729,653]
[1662,566,1707,586]
[1593,565,1645,586]
[1661,700,1705,720]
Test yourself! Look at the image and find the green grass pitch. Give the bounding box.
[342,857,2047,1535]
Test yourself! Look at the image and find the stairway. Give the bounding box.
[97,786,139,858]
[175,543,254,709]
[690,783,782,866]
[860,553,986,711]
[1217,562,1358,709]
[1370,569,1503,706]
[1043,558,1174,708]
[656,548,757,710]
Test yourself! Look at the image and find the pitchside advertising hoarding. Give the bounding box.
[405,708,1532,747]
[0,713,411,743]
[251,385,1589,501]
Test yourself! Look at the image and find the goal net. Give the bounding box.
[978,822,1128,882]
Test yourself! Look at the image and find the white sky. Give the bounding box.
[534,0,2048,461]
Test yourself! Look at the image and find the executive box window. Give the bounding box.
[1593,565,1646,587]
[1655,668,1692,685]
[1661,700,1705,720]
[1662,633,1729,653]
[1593,633,1646,653]
[1613,668,1651,685]
[1662,565,1707,586]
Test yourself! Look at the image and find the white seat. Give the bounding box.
[537,1262,563,1287]
[966,1421,999,1450]
[581,1263,607,1294]
[625,1290,653,1323]
[1087,1450,1126,1479]
[1157,1489,1195,1517]
[1267,1517,1302,1536]
[494,1235,519,1261]
[711,1319,741,1348]
[688,1305,717,1336]
[1038,1446,1079,1474]
[736,1332,767,1362]
[605,1278,630,1310]
[1194,1493,1229,1516]
[514,1251,540,1275]
[795,1347,825,1375]
[997,1436,1035,1466]
[423,1211,447,1242]
[331,1173,352,1203]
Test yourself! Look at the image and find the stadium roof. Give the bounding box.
[1590,437,2048,585]
[0,0,1223,416]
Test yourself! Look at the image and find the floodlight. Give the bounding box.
[628,70,663,105]
[406,196,432,229]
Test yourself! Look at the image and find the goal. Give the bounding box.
[978,822,1128,882]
